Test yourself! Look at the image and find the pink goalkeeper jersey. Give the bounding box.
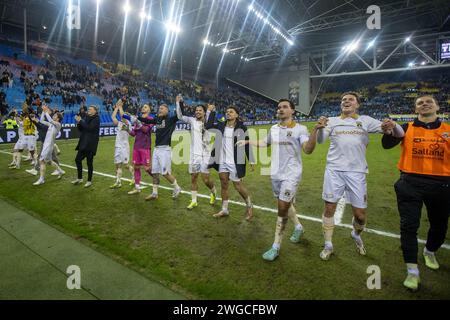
[130,116,154,150]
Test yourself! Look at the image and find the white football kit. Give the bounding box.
[39,113,61,163]
[114,121,131,164]
[318,115,383,208]
[13,117,26,150]
[177,105,212,174]
[264,122,310,202]
[218,126,240,182]
[152,146,172,175]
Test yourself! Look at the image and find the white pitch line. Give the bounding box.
[1,149,449,250]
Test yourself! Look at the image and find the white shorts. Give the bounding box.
[189,154,210,174]
[322,168,367,209]
[24,135,36,151]
[39,142,54,163]
[114,147,130,164]
[152,146,172,175]
[272,179,299,203]
[14,137,27,151]
[219,163,240,182]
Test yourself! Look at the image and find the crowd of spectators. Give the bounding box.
[0,48,449,128]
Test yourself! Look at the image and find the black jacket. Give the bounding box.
[75,114,100,155]
[205,111,254,179]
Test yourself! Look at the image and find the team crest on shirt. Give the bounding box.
[356,121,363,128]
[287,131,293,137]
[284,190,291,197]
[441,132,449,139]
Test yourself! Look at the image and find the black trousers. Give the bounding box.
[394,174,450,264]
[75,150,95,181]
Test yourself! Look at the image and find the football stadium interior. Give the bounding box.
[0,0,449,302]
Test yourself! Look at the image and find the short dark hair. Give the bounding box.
[196,104,207,113]
[226,105,239,115]
[341,92,361,104]
[278,99,295,110]
[55,112,63,123]
[415,95,438,106]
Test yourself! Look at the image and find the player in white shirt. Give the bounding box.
[9,109,26,169]
[110,100,134,189]
[206,105,255,220]
[33,105,65,185]
[239,99,324,261]
[317,92,404,260]
[175,95,217,209]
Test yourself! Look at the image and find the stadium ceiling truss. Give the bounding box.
[288,0,447,36]
[0,0,449,77]
[307,31,450,79]
[244,0,450,67]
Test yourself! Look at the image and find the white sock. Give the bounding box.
[135,184,140,190]
[288,205,303,231]
[191,191,197,202]
[325,241,333,249]
[351,230,361,240]
[210,185,216,194]
[424,247,435,256]
[222,200,229,212]
[16,153,21,166]
[172,179,179,189]
[406,263,419,276]
[152,185,158,194]
[245,196,252,208]
[273,216,288,249]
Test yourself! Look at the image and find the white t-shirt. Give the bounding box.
[180,114,211,157]
[16,118,24,139]
[41,113,61,147]
[318,115,382,173]
[115,121,130,150]
[264,123,310,181]
[221,126,235,165]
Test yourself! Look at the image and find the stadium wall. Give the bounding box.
[228,66,302,101]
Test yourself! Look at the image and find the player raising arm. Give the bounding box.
[32,105,65,185]
[176,95,217,209]
[110,100,134,189]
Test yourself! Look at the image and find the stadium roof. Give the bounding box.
[0,0,449,80]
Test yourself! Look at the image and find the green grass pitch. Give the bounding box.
[0,122,449,299]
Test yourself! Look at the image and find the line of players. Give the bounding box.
[7,92,446,292]
[6,94,402,260]
[8,104,65,184]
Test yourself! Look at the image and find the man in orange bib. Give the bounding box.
[382,95,449,291]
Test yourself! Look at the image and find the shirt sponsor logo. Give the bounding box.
[334,130,365,135]
[413,136,446,144]
[412,147,444,158]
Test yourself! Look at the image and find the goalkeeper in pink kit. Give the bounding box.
[121,103,155,194]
